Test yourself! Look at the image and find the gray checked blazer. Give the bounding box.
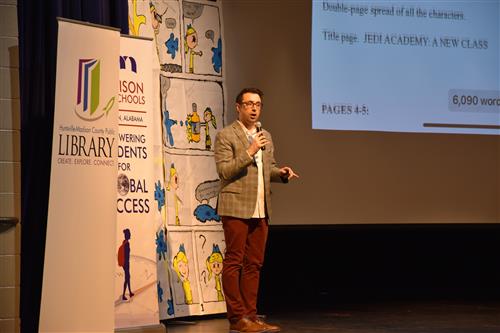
[214,121,286,219]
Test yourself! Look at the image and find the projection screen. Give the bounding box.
[222,0,499,225]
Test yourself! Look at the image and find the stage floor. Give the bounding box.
[164,300,500,333]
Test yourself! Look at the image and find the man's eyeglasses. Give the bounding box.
[239,101,263,109]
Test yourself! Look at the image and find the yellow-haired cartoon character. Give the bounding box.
[172,244,193,304]
[203,107,217,150]
[206,244,224,301]
[166,163,182,225]
[185,24,202,73]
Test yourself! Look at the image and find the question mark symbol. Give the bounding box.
[199,234,207,249]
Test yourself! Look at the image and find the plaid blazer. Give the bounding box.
[214,121,285,219]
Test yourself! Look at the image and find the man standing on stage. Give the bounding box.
[214,88,298,333]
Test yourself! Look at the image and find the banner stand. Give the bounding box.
[40,18,120,333]
[115,34,162,330]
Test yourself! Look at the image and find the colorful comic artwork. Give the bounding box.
[128,0,226,319]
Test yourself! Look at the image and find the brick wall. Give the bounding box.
[0,0,21,332]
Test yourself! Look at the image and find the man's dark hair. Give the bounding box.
[236,88,264,104]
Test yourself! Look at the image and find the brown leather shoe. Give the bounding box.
[253,318,281,332]
[229,317,267,333]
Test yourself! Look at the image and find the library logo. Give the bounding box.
[75,58,115,121]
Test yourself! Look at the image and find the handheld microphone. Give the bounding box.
[255,121,265,150]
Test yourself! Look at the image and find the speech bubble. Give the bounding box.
[183,2,204,20]
[195,179,220,202]
[165,18,176,29]
[205,29,214,43]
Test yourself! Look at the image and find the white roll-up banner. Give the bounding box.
[41,19,120,333]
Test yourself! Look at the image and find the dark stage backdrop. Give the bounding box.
[222,0,499,226]
[18,1,128,332]
[259,224,500,312]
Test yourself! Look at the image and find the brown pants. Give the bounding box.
[221,216,268,323]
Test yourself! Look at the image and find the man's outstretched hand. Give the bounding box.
[279,166,299,180]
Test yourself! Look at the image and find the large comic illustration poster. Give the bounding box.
[128,0,226,319]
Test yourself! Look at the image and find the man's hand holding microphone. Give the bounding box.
[246,122,299,181]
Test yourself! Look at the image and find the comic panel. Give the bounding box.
[182,1,222,76]
[194,230,226,306]
[163,153,221,227]
[167,231,202,317]
[160,76,225,155]
[188,155,221,227]
[129,0,183,73]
